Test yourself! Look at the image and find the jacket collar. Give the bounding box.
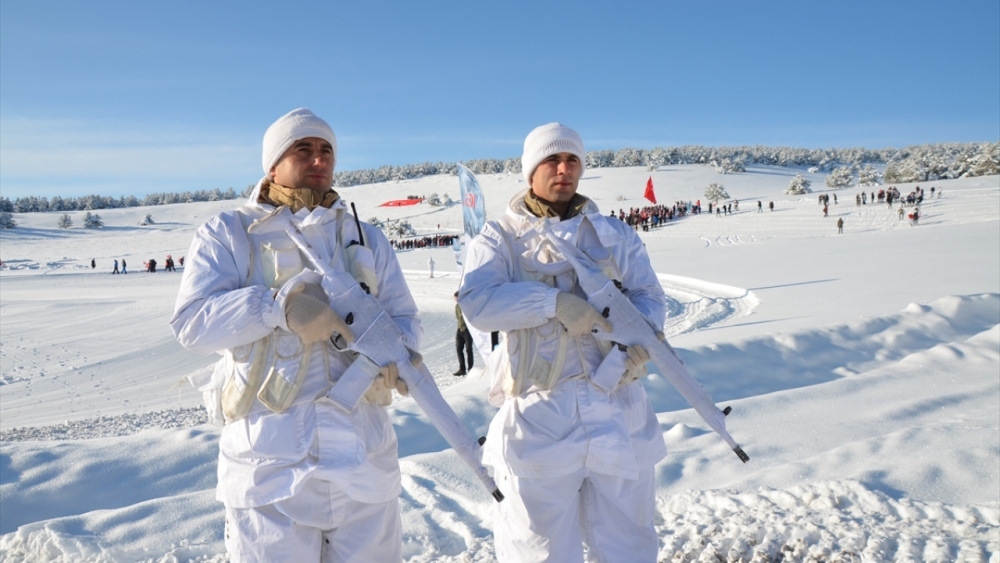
[506,189,621,247]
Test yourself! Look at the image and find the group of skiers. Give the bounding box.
[170,110,688,562]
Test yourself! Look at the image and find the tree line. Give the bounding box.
[3,142,996,214]
[1,187,242,214]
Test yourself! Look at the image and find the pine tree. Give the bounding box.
[858,164,880,187]
[83,212,104,228]
[0,211,16,229]
[713,157,746,174]
[384,219,415,238]
[704,183,730,203]
[825,166,854,188]
[785,174,812,195]
[57,214,73,229]
[138,214,154,226]
[969,142,1000,177]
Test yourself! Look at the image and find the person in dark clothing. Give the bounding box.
[453,291,474,376]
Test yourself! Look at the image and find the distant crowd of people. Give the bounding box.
[855,185,935,208]
[95,254,183,274]
[391,234,459,251]
[610,201,703,231]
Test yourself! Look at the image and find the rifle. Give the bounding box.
[252,206,504,501]
[532,218,749,463]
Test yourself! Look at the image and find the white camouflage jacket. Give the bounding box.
[170,181,420,508]
[458,189,668,479]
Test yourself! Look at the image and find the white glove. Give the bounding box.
[363,351,419,407]
[625,344,650,372]
[618,344,650,386]
[285,283,354,344]
[554,292,612,337]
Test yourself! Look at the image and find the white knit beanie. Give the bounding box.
[262,108,338,177]
[521,123,586,186]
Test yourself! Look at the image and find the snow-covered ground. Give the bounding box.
[1,164,998,562]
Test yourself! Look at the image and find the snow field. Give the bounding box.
[1,165,997,562]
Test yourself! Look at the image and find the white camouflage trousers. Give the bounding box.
[224,476,402,563]
[492,464,658,563]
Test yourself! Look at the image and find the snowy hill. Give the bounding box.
[1,165,998,562]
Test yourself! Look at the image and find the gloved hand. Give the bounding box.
[285,283,354,344]
[618,344,651,386]
[364,351,422,405]
[625,344,650,372]
[554,292,612,337]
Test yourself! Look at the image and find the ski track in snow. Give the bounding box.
[658,274,760,339]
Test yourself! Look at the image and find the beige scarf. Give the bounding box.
[258,179,339,213]
[525,189,588,220]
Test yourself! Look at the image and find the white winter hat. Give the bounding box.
[262,108,338,177]
[521,123,586,186]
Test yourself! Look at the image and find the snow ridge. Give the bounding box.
[0,407,207,442]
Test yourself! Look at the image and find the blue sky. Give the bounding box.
[1,0,998,199]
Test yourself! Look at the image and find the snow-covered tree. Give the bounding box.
[426,193,443,206]
[969,142,1000,177]
[857,164,880,187]
[138,214,154,226]
[83,211,104,228]
[825,166,854,188]
[704,183,730,203]
[0,212,16,229]
[366,217,386,229]
[384,220,416,238]
[883,161,921,183]
[785,174,812,195]
[441,193,455,206]
[57,214,73,228]
[713,157,746,174]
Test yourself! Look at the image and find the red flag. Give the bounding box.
[643,177,657,204]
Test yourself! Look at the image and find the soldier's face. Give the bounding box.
[530,152,581,203]
[270,137,335,193]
